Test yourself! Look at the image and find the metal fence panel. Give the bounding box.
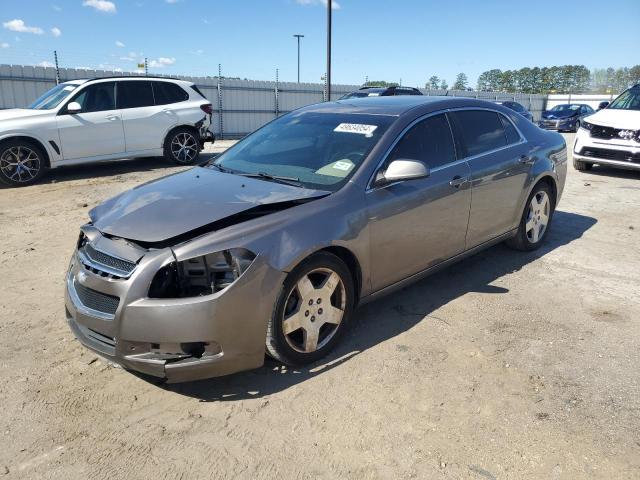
[0,64,549,137]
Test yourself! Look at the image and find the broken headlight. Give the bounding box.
[149,249,256,298]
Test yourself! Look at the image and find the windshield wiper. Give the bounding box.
[208,162,232,173]
[237,171,303,188]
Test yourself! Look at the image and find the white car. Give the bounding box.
[0,76,214,186]
[573,83,640,172]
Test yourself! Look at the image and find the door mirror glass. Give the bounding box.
[67,101,82,114]
[378,159,429,186]
[598,101,609,110]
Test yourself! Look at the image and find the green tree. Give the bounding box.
[477,69,502,91]
[363,80,399,87]
[453,72,468,90]
[439,79,448,90]
[426,75,440,89]
[629,65,640,85]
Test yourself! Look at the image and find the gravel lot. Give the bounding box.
[0,134,638,479]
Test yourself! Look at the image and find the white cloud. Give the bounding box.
[295,0,340,9]
[38,61,55,67]
[0,42,9,48]
[115,40,125,47]
[3,19,44,34]
[52,5,62,11]
[51,27,62,37]
[149,57,175,68]
[82,0,117,14]
[165,0,180,3]
[120,51,142,61]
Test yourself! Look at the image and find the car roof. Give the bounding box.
[63,76,188,86]
[300,95,509,116]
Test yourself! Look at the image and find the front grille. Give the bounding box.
[541,120,559,128]
[84,244,137,274]
[73,281,120,315]
[590,125,621,140]
[580,147,640,163]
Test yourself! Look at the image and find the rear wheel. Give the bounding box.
[0,139,47,187]
[506,183,554,251]
[266,252,355,365]
[163,128,200,165]
[573,158,593,171]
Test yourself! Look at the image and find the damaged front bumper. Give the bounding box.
[64,227,285,382]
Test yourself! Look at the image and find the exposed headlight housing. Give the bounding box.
[149,249,256,298]
[580,121,593,131]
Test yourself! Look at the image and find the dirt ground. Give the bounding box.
[0,134,639,479]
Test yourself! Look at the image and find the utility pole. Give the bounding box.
[326,0,332,101]
[144,57,148,76]
[293,34,304,83]
[53,50,60,85]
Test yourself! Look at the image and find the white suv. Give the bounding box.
[573,84,640,172]
[0,76,214,186]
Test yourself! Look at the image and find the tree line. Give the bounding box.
[422,66,640,94]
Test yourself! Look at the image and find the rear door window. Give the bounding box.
[388,113,456,169]
[117,81,154,109]
[449,110,508,157]
[500,114,521,145]
[152,81,189,105]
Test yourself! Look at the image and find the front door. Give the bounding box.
[367,113,472,292]
[57,81,125,160]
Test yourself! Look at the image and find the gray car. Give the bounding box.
[65,96,567,382]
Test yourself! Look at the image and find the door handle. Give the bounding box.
[449,176,468,188]
[519,155,535,164]
[106,114,120,121]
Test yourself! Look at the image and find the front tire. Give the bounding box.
[266,252,355,366]
[163,128,200,165]
[574,121,581,133]
[506,183,555,251]
[573,158,593,171]
[0,139,47,187]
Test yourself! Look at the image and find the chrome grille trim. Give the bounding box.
[78,243,137,279]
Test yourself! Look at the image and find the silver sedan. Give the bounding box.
[65,96,567,382]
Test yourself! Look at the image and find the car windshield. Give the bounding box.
[608,87,640,111]
[211,111,394,191]
[550,104,580,112]
[28,83,78,110]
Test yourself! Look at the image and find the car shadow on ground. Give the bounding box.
[576,166,640,180]
[155,210,597,401]
[3,153,219,187]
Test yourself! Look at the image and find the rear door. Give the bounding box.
[367,113,472,291]
[56,81,125,160]
[117,80,180,152]
[449,109,530,248]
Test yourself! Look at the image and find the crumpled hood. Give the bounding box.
[587,108,640,129]
[0,108,51,122]
[90,167,330,244]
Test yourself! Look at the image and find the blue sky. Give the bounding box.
[1,0,639,87]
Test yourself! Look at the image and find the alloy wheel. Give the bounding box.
[281,267,346,354]
[0,146,41,184]
[525,190,550,243]
[170,132,198,163]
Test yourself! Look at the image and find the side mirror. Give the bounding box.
[66,101,82,114]
[597,101,609,110]
[376,159,429,186]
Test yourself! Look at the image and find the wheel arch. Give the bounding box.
[532,174,558,206]
[163,124,200,149]
[287,245,363,306]
[0,135,52,168]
